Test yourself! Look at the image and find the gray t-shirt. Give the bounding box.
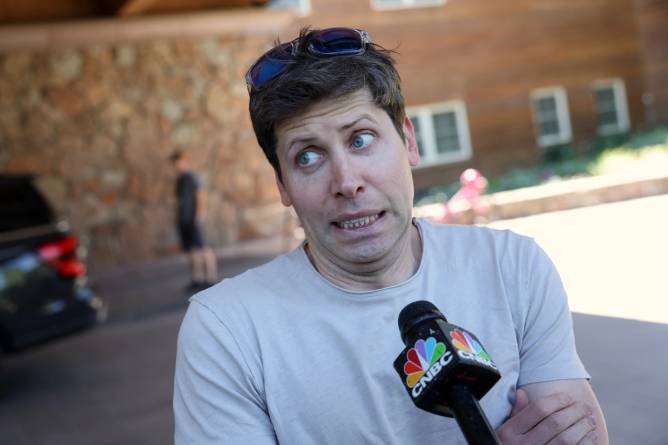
[174,219,588,444]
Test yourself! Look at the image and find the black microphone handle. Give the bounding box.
[444,382,502,445]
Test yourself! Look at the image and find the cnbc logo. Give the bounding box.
[450,329,497,370]
[402,337,453,398]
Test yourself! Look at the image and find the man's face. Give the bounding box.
[275,89,420,269]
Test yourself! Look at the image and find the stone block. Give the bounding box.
[198,38,232,67]
[2,52,34,84]
[205,83,230,124]
[5,155,52,175]
[46,86,85,115]
[33,175,68,213]
[101,169,127,191]
[48,49,83,85]
[238,203,289,240]
[161,98,184,122]
[114,45,137,68]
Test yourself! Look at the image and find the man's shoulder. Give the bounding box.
[418,218,532,246]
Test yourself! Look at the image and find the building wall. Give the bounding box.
[634,0,668,126]
[300,0,651,189]
[0,12,296,270]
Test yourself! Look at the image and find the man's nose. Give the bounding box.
[330,152,364,198]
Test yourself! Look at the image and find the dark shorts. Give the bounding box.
[178,221,206,252]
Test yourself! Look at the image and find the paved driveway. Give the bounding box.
[488,194,668,444]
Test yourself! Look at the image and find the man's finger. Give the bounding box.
[544,414,597,445]
[509,392,577,434]
[526,402,594,444]
[511,388,530,417]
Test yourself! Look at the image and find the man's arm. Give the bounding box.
[496,379,608,445]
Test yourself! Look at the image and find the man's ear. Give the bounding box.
[402,116,420,167]
[275,171,293,207]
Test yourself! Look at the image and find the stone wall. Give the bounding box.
[0,17,295,270]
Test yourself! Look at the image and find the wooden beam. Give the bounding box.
[117,0,160,17]
[117,0,267,17]
[0,9,296,50]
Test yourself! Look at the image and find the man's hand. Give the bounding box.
[496,388,600,444]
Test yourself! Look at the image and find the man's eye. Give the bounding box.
[351,133,374,150]
[296,150,322,167]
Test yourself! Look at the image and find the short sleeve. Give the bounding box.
[173,300,277,445]
[188,172,201,190]
[516,239,590,386]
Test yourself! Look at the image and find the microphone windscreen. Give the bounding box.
[398,300,447,344]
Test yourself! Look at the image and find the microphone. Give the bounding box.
[393,301,502,445]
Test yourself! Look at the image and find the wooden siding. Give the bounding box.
[296,0,654,189]
[634,0,668,126]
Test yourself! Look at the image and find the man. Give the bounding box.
[174,27,607,444]
[170,150,218,290]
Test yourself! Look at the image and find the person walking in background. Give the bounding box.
[169,150,218,291]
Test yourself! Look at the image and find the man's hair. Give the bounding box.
[248,27,406,182]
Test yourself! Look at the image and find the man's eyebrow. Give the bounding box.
[287,136,318,149]
[284,115,378,152]
[340,115,377,131]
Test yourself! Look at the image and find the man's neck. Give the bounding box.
[304,221,423,291]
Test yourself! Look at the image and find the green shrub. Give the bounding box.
[414,126,668,205]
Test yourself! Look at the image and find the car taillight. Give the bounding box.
[38,235,87,278]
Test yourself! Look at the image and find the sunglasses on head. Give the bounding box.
[245,27,371,92]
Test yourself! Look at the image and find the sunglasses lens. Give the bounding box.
[310,28,364,55]
[247,43,293,88]
[247,29,369,90]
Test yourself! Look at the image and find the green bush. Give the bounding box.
[414,126,668,206]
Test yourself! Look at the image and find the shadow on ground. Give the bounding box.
[573,312,668,445]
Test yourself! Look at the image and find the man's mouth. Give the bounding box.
[334,212,384,230]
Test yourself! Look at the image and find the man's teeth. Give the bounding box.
[338,214,379,229]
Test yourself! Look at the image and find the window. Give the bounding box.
[531,87,572,147]
[268,0,311,16]
[371,0,446,11]
[407,101,473,167]
[592,79,630,135]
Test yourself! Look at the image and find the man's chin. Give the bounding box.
[332,242,391,265]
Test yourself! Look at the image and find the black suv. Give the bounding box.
[0,175,105,360]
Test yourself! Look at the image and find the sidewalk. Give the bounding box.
[415,169,668,223]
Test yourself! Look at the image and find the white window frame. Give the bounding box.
[592,78,630,135]
[407,100,473,169]
[371,0,446,12]
[268,0,311,16]
[297,0,311,16]
[531,86,572,147]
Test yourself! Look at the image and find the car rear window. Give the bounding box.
[0,176,55,232]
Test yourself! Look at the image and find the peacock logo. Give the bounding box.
[403,337,452,397]
[450,328,496,369]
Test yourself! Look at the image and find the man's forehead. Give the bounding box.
[276,89,382,136]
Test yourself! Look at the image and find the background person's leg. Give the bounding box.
[190,249,206,285]
[203,247,218,285]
